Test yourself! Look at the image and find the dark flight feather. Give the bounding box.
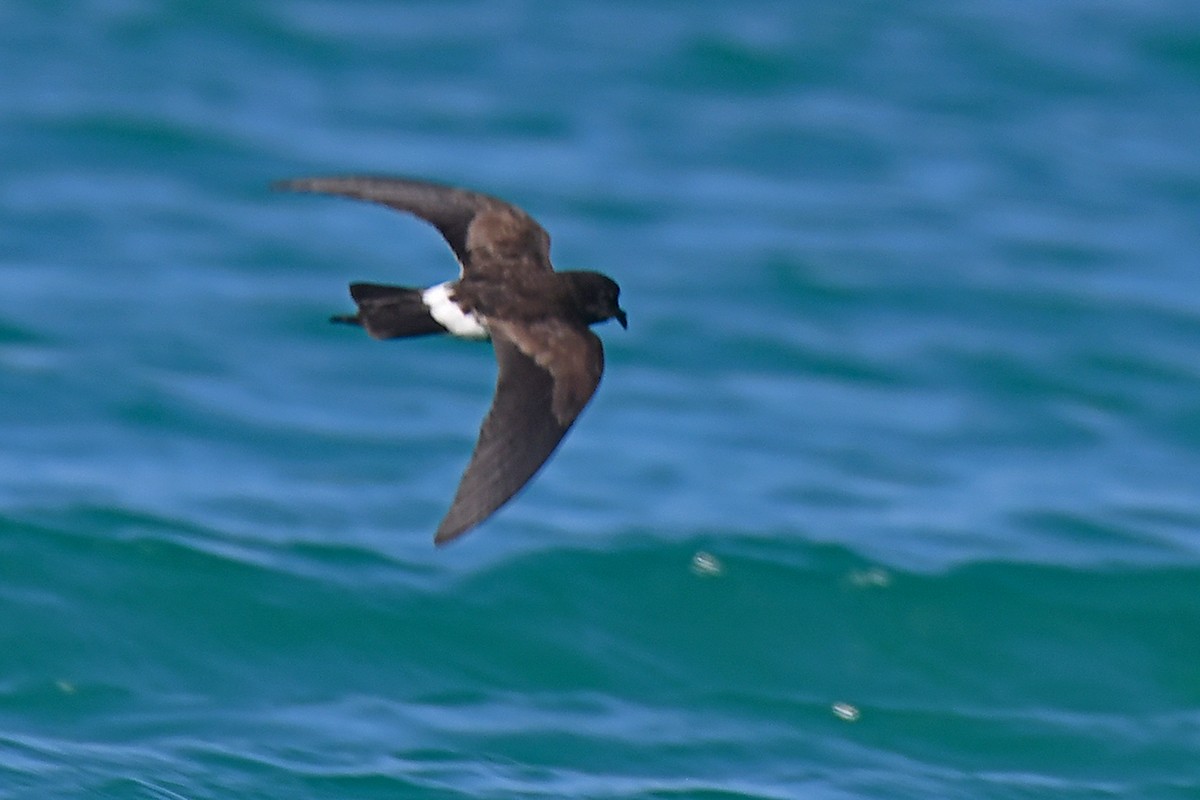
[272,176,552,277]
[434,331,602,545]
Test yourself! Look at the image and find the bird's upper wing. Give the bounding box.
[434,321,604,545]
[273,175,552,277]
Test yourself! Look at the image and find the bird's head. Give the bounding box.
[565,271,627,329]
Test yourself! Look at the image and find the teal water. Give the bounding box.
[4,1,1200,797]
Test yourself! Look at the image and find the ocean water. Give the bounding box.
[3,0,1200,797]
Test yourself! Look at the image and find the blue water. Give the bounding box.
[4,1,1200,797]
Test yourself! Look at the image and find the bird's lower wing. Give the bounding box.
[434,325,603,545]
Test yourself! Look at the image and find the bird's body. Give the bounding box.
[275,176,626,545]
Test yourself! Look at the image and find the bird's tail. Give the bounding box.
[333,283,447,340]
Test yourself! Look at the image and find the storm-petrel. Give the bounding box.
[274,176,627,545]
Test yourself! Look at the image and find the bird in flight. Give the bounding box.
[274,176,627,545]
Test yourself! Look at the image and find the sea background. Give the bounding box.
[3,1,1200,798]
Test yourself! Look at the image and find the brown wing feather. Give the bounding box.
[491,319,605,426]
[272,175,552,276]
[434,326,604,545]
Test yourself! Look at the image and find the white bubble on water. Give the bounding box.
[690,551,723,577]
[831,702,861,722]
[848,567,891,588]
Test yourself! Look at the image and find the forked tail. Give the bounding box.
[333,283,447,340]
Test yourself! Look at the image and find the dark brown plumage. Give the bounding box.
[274,175,626,545]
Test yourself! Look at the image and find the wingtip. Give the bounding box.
[433,526,469,547]
[271,176,350,193]
[434,510,484,546]
[270,177,307,193]
[271,174,402,193]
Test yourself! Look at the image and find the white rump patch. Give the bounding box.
[422,282,489,340]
